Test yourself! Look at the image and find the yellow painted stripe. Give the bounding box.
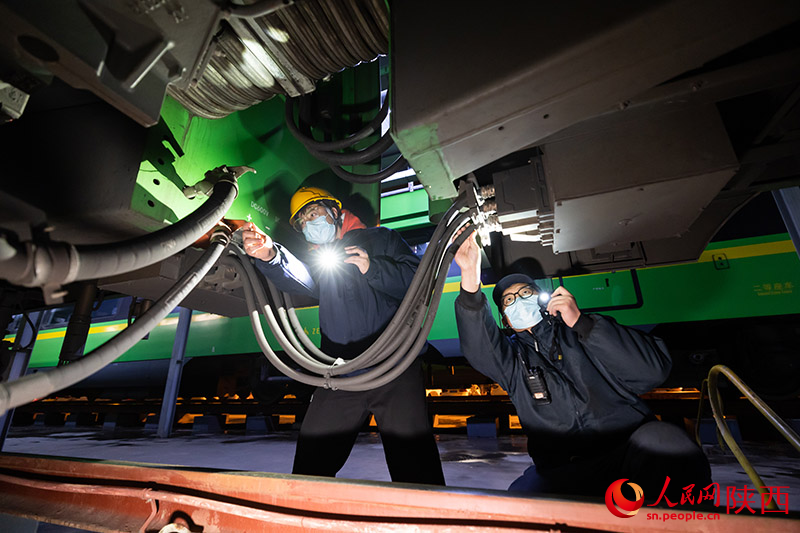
[443,281,460,293]
[5,240,793,342]
[697,240,795,262]
[644,239,796,271]
[443,281,496,293]
[12,313,222,343]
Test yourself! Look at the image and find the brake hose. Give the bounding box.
[0,166,250,292]
[0,232,232,416]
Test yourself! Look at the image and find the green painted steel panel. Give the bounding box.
[380,189,428,221]
[131,61,383,239]
[134,95,330,233]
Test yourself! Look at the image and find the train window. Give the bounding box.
[4,314,23,335]
[92,298,122,320]
[37,297,124,330]
[41,306,73,329]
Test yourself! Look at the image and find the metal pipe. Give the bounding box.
[706,364,800,511]
[157,306,193,438]
[57,281,97,365]
[0,311,42,449]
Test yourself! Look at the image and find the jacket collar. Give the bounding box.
[338,209,367,237]
[514,319,552,346]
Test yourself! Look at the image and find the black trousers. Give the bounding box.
[510,421,713,503]
[292,358,445,485]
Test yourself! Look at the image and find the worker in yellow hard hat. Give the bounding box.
[241,185,445,485]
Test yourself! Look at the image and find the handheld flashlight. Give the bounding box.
[315,245,343,271]
[537,291,551,316]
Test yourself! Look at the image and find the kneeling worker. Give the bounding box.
[453,228,711,501]
[242,186,444,485]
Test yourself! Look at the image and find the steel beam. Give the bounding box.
[391,0,800,199]
[157,306,192,438]
[773,187,800,260]
[0,311,42,449]
[0,453,798,532]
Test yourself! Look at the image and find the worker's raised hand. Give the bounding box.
[453,224,481,293]
[242,222,276,261]
[344,246,370,274]
[547,286,581,328]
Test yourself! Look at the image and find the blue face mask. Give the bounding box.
[302,215,337,244]
[504,297,543,330]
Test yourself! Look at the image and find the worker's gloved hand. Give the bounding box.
[242,222,276,262]
[546,286,581,328]
[453,225,480,293]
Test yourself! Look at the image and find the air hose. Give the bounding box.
[0,232,231,416]
[225,185,480,391]
[0,167,252,415]
[0,166,250,295]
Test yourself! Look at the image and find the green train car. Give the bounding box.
[5,221,800,401]
[3,2,800,408]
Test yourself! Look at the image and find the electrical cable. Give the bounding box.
[257,200,463,377]
[284,94,406,184]
[0,234,231,417]
[285,94,390,152]
[306,131,395,166]
[328,154,407,184]
[227,193,475,391]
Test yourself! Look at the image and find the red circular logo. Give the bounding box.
[605,479,645,518]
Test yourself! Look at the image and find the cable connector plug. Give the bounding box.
[183,165,255,199]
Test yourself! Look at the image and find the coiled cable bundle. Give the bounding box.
[225,189,477,390]
[284,93,406,184]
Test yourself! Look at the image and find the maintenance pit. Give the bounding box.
[2,425,800,532]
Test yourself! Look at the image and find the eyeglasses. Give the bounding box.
[502,285,536,308]
[292,203,328,231]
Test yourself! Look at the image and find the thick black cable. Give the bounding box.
[73,179,239,282]
[284,93,406,184]
[329,210,471,373]
[334,234,467,390]
[238,208,471,388]
[328,154,408,184]
[284,94,389,152]
[306,130,396,166]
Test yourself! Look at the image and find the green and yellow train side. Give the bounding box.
[6,233,799,389]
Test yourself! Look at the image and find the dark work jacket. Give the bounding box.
[254,226,419,358]
[455,288,672,471]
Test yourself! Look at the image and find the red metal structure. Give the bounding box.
[0,453,797,532]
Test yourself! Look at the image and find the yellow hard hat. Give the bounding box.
[289,186,342,222]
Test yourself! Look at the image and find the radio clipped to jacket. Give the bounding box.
[523,365,551,405]
[517,345,551,405]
